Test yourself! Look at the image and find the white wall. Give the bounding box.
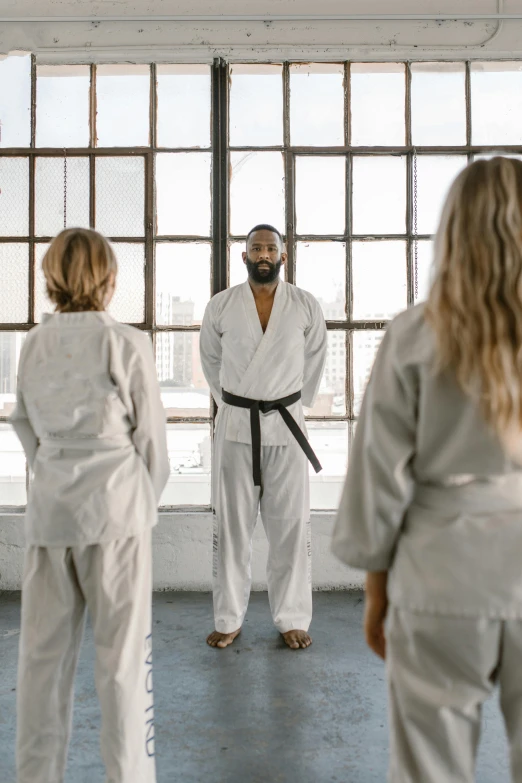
[0,511,364,591]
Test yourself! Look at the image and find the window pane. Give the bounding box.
[0,332,26,407]
[411,62,466,146]
[160,423,211,507]
[0,157,29,236]
[295,242,346,318]
[352,156,406,235]
[156,243,210,325]
[352,330,385,416]
[0,55,31,148]
[0,424,27,506]
[109,243,145,323]
[306,332,346,417]
[229,243,247,288]
[35,157,90,236]
[96,65,150,147]
[0,244,29,322]
[414,239,434,303]
[229,64,283,146]
[35,243,53,322]
[351,63,405,146]
[36,65,90,147]
[230,152,285,236]
[295,157,345,235]
[95,157,145,237]
[290,64,345,146]
[308,421,348,510]
[156,153,211,236]
[415,156,467,236]
[156,333,210,414]
[157,64,211,148]
[352,241,407,320]
[471,62,522,145]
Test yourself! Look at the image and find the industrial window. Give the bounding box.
[1,57,521,511]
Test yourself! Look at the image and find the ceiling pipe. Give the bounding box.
[0,13,520,23]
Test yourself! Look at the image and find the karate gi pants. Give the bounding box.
[16,529,156,783]
[212,434,312,634]
[386,607,522,783]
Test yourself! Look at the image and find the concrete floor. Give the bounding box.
[0,591,512,783]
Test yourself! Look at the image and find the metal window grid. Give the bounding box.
[1,57,522,510]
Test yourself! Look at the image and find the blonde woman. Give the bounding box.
[10,228,169,783]
[333,157,522,782]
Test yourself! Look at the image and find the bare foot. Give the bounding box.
[206,628,241,648]
[282,630,312,650]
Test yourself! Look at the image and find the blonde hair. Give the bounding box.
[425,157,522,443]
[42,228,117,313]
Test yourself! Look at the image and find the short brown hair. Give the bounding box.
[42,228,117,313]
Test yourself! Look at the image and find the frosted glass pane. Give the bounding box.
[306,332,346,417]
[295,157,345,235]
[160,424,211,507]
[35,157,90,236]
[157,65,211,148]
[36,65,89,147]
[415,156,468,235]
[95,157,145,237]
[0,55,31,148]
[230,152,285,236]
[109,243,145,323]
[96,65,150,147]
[229,64,283,146]
[471,62,522,145]
[295,242,346,318]
[352,157,406,235]
[156,243,211,325]
[0,158,29,236]
[351,63,405,146]
[0,244,29,322]
[414,239,434,303]
[308,421,349,510]
[156,334,210,414]
[35,243,53,322]
[353,330,385,416]
[411,63,466,146]
[290,64,345,146]
[352,241,407,320]
[156,153,211,236]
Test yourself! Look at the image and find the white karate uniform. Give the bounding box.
[332,303,522,782]
[200,280,327,634]
[10,311,169,783]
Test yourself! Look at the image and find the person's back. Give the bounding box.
[11,228,169,783]
[333,157,522,783]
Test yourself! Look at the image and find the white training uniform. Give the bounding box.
[10,311,169,783]
[200,280,327,634]
[332,303,522,783]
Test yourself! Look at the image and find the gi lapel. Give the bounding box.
[238,280,286,398]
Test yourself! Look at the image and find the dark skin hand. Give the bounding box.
[364,571,388,660]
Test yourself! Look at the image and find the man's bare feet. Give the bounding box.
[282,630,312,650]
[206,628,241,648]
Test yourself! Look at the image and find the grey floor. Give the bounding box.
[0,591,511,783]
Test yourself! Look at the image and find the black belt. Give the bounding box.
[221,389,322,489]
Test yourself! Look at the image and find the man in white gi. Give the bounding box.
[200,225,327,650]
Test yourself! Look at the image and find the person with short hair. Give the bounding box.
[333,157,522,782]
[200,224,327,650]
[11,227,169,783]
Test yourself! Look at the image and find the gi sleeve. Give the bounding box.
[199,300,223,406]
[332,325,416,571]
[9,386,39,469]
[302,296,328,408]
[128,334,170,503]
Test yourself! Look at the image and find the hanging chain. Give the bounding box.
[413,147,418,303]
[63,148,68,229]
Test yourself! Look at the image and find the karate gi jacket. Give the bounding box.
[333,303,522,618]
[10,311,169,547]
